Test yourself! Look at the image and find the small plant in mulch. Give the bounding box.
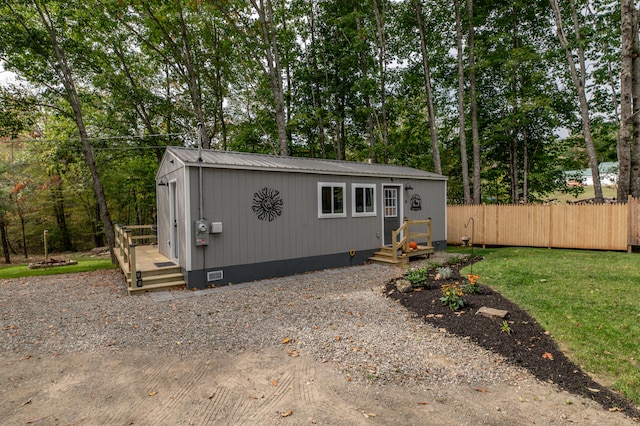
[404,265,428,287]
[500,320,513,335]
[439,282,466,310]
[436,266,452,280]
[462,274,481,294]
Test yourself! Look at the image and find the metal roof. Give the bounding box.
[165,147,447,180]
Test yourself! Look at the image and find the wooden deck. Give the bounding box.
[369,218,434,266]
[114,225,186,295]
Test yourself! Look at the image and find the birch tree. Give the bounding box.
[550,0,603,202]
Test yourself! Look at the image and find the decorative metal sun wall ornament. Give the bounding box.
[252,187,284,222]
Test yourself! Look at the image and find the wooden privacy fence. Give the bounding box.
[447,196,640,252]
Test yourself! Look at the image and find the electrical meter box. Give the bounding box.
[195,220,209,246]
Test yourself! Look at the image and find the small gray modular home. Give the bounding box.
[156,147,448,289]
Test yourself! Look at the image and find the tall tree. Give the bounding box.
[0,0,117,258]
[468,0,481,204]
[454,0,470,203]
[414,0,442,174]
[550,0,603,202]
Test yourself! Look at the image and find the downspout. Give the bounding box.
[198,123,204,221]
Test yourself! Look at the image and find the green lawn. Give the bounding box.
[0,256,116,279]
[452,246,640,405]
[544,185,618,203]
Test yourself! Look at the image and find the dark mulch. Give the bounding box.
[385,256,640,420]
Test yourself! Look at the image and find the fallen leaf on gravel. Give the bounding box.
[542,352,554,360]
[20,355,31,361]
[362,412,377,418]
[287,350,299,357]
[587,388,600,393]
[474,387,489,393]
[281,409,293,417]
[26,417,47,424]
[271,380,279,386]
[20,398,32,407]
[426,314,435,318]
[418,401,429,405]
[334,336,341,341]
[608,407,622,412]
[282,337,291,344]
[148,391,158,397]
[439,328,447,333]
[357,323,365,327]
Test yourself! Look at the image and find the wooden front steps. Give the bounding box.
[369,245,434,266]
[126,265,186,295]
[114,225,186,295]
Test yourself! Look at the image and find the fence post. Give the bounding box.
[629,195,633,254]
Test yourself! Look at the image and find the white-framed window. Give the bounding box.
[318,182,347,218]
[352,184,376,217]
[384,187,398,217]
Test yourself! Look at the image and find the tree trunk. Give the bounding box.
[414,0,442,174]
[51,172,73,252]
[35,2,116,260]
[550,0,603,202]
[0,213,10,264]
[454,0,470,204]
[353,4,377,162]
[619,0,634,200]
[468,0,481,204]
[629,7,640,197]
[251,0,288,156]
[372,0,389,163]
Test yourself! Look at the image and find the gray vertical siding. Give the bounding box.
[183,168,446,271]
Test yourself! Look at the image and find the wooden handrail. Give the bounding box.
[390,218,433,262]
[114,224,157,289]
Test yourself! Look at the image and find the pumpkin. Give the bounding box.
[409,241,418,250]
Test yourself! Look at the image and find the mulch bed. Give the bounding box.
[385,257,640,420]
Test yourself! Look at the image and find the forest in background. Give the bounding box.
[0,0,638,260]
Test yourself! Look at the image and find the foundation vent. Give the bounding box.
[207,270,224,282]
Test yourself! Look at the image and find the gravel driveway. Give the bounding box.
[1,258,636,425]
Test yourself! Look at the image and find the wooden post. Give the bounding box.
[402,218,409,252]
[391,229,398,262]
[427,218,432,248]
[43,230,48,262]
[129,243,137,289]
[628,195,633,253]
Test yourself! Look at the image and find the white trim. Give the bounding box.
[352,183,377,217]
[169,180,179,264]
[317,182,347,218]
[184,167,192,271]
[381,184,403,246]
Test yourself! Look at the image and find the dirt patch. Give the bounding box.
[386,256,640,420]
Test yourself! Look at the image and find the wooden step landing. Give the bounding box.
[368,245,434,266]
[126,267,186,295]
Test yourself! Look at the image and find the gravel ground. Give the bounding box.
[0,253,532,391]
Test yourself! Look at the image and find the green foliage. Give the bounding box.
[463,274,481,294]
[500,321,513,335]
[404,265,428,287]
[439,282,466,311]
[462,247,640,405]
[436,266,452,279]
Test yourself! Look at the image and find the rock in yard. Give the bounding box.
[476,306,508,320]
[395,279,413,293]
